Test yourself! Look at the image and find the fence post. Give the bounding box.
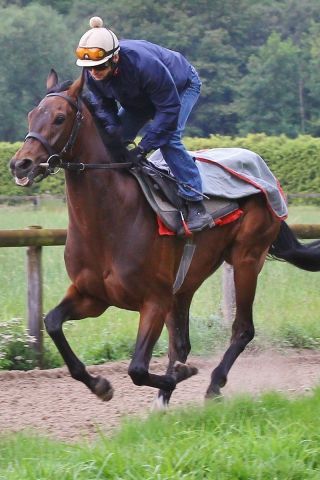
[26,226,43,366]
[221,262,236,326]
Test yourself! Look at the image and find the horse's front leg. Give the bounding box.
[128,299,196,391]
[44,284,113,401]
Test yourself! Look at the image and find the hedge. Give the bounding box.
[1,134,319,199]
[185,134,320,196]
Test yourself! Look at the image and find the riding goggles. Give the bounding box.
[76,47,108,62]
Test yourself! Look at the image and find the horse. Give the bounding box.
[9,70,320,406]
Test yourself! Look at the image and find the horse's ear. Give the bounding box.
[46,69,58,91]
[68,70,85,98]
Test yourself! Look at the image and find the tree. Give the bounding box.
[1,0,320,139]
[0,4,76,141]
[301,21,320,135]
[237,32,302,137]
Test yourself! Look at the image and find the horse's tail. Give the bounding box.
[268,221,320,272]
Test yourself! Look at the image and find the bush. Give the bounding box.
[0,318,62,370]
[185,133,320,203]
[0,318,37,370]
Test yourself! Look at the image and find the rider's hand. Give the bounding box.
[105,125,122,139]
[129,145,147,163]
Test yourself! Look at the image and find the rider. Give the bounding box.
[75,16,213,232]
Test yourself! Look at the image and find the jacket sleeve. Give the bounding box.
[84,75,120,132]
[138,60,181,153]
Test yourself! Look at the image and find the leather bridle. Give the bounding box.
[24,92,84,181]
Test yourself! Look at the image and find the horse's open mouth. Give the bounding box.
[14,166,48,187]
[15,176,31,187]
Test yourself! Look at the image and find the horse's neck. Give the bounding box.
[79,113,112,164]
[65,119,140,230]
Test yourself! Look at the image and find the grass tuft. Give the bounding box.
[1,389,320,478]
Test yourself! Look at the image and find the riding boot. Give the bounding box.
[186,200,214,232]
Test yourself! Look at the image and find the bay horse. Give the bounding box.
[10,70,320,406]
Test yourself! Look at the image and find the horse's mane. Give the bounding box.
[46,80,131,164]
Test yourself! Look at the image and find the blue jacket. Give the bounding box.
[84,39,195,152]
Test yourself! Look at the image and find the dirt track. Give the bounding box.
[1,349,320,442]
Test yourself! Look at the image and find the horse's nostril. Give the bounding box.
[16,158,33,171]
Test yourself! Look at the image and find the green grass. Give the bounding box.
[0,202,319,369]
[1,389,320,478]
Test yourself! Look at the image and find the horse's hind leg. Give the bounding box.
[206,238,271,398]
[155,293,198,408]
[205,201,280,398]
[44,284,113,401]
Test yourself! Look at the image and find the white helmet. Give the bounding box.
[76,17,120,67]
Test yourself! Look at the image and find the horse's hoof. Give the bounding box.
[174,362,198,382]
[94,376,114,401]
[205,385,223,401]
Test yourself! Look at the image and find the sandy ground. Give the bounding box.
[1,349,320,442]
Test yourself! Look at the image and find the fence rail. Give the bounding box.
[0,228,66,247]
[1,223,320,248]
[1,223,319,366]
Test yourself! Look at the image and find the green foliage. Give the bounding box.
[0,317,63,370]
[36,0,73,14]
[186,133,320,197]
[280,324,320,349]
[2,389,320,478]
[0,318,37,370]
[1,0,320,138]
[0,142,22,195]
[237,33,302,136]
[0,4,76,141]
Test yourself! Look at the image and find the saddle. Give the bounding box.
[130,162,241,235]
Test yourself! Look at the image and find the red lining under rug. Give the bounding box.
[157,208,243,236]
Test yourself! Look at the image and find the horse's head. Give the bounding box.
[10,69,85,187]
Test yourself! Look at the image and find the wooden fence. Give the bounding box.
[0,224,319,365]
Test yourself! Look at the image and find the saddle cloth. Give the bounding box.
[149,147,288,217]
[131,147,288,235]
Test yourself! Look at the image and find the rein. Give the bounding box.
[24,92,133,180]
[56,161,133,171]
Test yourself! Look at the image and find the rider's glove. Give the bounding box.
[130,145,147,163]
[105,125,122,139]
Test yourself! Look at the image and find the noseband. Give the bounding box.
[24,92,84,180]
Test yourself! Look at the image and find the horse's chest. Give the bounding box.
[65,230,175,309]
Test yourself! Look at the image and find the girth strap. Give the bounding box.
[173,239,196,294]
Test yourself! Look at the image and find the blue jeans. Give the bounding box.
[119,67,203,201]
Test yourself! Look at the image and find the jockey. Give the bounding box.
[76,16,213,232]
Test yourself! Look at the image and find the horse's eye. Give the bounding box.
[54,115,65,125]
